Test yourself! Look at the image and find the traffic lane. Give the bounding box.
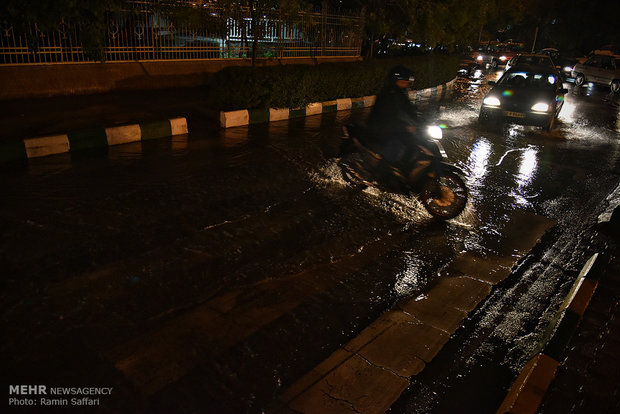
[390,78,620,413]
[2,87,617,413]
[2,110,472,411]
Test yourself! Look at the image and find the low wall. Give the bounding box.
[0,57,362,101]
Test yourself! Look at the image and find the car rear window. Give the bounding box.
[500,71,556,89]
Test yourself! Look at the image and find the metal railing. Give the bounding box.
[0,2,363,64]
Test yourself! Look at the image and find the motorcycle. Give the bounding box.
[338,123,468,220]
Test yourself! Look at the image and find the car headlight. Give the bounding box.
[427,125,443,140]
[499,55,507,61]
[531,102,549,112]
[483,96,501,106]
[563,66,573,72]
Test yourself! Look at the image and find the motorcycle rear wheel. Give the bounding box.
[420,172,468,219]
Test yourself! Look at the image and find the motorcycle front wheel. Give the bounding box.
[420,172,468,219]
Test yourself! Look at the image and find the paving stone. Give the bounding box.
[343,310,415,353]
[497,211,557,256]
[276,347,354,409]
[287,354,409,414]
[426,275,492,312]
[447,251,516,285]
[397,294,468,334]
[358,319,448,370]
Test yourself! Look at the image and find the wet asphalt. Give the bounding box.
[1,70,619,413]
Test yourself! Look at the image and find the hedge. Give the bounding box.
[206,55,459,111]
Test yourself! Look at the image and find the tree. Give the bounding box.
[318,0,498,57]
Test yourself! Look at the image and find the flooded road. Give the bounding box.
[1,71,619,413]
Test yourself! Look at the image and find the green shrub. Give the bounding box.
[206,55,459,111]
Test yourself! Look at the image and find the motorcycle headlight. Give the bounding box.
[499,55,508,61]
[476,55,483,61]
[531,102,549,112]
[427,125,443,140]
[483,96,501,106]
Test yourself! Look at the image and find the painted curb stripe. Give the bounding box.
[68,128,108,152]
[249,109,270,124]
[218,78,458,128]
[306,102,322,116]
[269,108,290,122]
[498,253,601,414]
[567,278,598,315]
[141,120,173,140]
[24,134,70,158]
[106,125,142,146]
[362,95,376,107]
[496,354,559,414]
[559,253,598,312]
[220,110,249,128]
[1,118,189,163]
[289,107,306,118]
[542,309,581,362]
[351,97,365,109]
[336,98,352,111]
[322,100,338,113]
[169,117,188,136]
[0,141,27,163]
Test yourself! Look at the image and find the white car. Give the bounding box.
[572,54,620,93]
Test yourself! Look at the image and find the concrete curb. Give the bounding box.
[219,78,457,128]
[0,117,188,164]
[497,253,601,414]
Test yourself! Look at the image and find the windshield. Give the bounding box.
[499,71,556,89]
[515,55,553,67]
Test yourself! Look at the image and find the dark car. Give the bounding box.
[472,41,524,69]
[505,53,556,73]
[479,68,568,131]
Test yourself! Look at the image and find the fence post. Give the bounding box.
[321,1,327,57]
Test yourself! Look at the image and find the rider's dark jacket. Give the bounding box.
[366,81,420,164]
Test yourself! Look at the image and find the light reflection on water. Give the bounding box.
[465,138,491,189]
[393,252,424,296]
[510,147,538,207]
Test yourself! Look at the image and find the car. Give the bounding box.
[458,56,478,76]
[571,54,620,93]
[538,48,578,80]
[478,67,568,131]
[505,53,557,72]
[472,41,524,69]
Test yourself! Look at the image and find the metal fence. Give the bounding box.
[0,2,363,64]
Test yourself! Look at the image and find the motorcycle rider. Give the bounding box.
[366,66,433,183]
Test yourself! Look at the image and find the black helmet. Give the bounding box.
[389,66,414,88]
